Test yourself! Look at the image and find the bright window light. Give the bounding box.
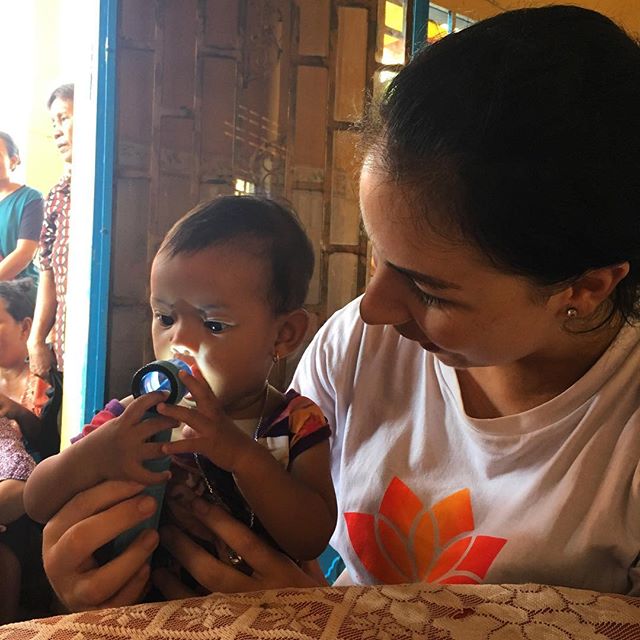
[234,178,256,195]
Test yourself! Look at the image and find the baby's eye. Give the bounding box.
[205,320,230,334]
[154,313,174,327]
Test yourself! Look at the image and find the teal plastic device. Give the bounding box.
[107,358,192,559]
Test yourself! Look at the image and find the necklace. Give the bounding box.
[193,383,271,530]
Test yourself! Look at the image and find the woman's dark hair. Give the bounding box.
[160,196,314,314]
[0,131,19,161]
[364,6,640,323]
[47,83,74,109]
[0,278,36,321]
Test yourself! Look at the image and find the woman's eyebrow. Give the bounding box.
[386,261,462,290]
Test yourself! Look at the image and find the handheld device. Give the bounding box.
[131,358,192,405]
[108,358,192,559]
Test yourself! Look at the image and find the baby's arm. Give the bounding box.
[159,372,336,561]
[233,438,336,560]
[24,392,175,524]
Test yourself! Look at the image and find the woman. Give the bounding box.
[41,6,640,609]
[0,132,43,283]
[0,278,50,622]
[28,83,74,379]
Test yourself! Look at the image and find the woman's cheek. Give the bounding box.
[420,315,456,347]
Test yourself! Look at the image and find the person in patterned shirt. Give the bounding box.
[28,84,73,378]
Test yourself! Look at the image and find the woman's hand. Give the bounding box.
[153,486,321,599]
[43,481,160,612]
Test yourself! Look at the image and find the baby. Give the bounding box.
[24,196,337,563]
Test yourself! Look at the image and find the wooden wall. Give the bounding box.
[109,0,376,397]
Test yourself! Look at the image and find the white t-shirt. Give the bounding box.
[292,297,640,594]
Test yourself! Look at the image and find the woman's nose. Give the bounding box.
[359,264,413,326]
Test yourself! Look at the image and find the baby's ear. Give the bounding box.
[274,308,310,358]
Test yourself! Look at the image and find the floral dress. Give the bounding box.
[0,373,50,481]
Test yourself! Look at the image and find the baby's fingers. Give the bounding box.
[178,370,223,418]
[125,462,171,486]
[122,392,172,423]
[161,437,212,458]
[141,441,170,461]
[156,403,217,438]
[137,415,178,441]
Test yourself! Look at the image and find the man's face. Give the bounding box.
[49,98,74,164]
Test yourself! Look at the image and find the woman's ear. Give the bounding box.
[273,309,310,359]
[562,262,630,317]
[21,317,33,340]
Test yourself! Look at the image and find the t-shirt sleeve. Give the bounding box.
[286,395,331,463]
[70,399,125,444]
[18,197,44,241]
[290,330,338,440]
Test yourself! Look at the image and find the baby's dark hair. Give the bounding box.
[0,131,19,161]
[160,196,314,314]
[364,6,640,323]
[0,278,36,321]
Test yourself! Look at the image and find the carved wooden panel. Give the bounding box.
[110,0,383,396]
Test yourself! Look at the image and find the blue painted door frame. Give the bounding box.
[82,0,117,425]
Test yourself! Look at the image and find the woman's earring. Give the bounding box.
[272,351,280,364]
[566,307,578,319]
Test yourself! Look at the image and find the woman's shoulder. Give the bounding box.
[3,185,44,205]
[21,185,43,199]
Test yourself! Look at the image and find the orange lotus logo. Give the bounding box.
[344,478,507,584]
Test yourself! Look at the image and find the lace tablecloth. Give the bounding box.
[1,582,639,639]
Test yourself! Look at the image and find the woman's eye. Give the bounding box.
[154,313,174,327]
[410,281,446,308]
[205,320,229,334]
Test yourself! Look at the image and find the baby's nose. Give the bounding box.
[170,323,199,356]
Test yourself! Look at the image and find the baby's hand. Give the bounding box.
[91,392,178,485]
[157,370,257,474]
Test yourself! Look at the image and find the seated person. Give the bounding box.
[0,279,50,623]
